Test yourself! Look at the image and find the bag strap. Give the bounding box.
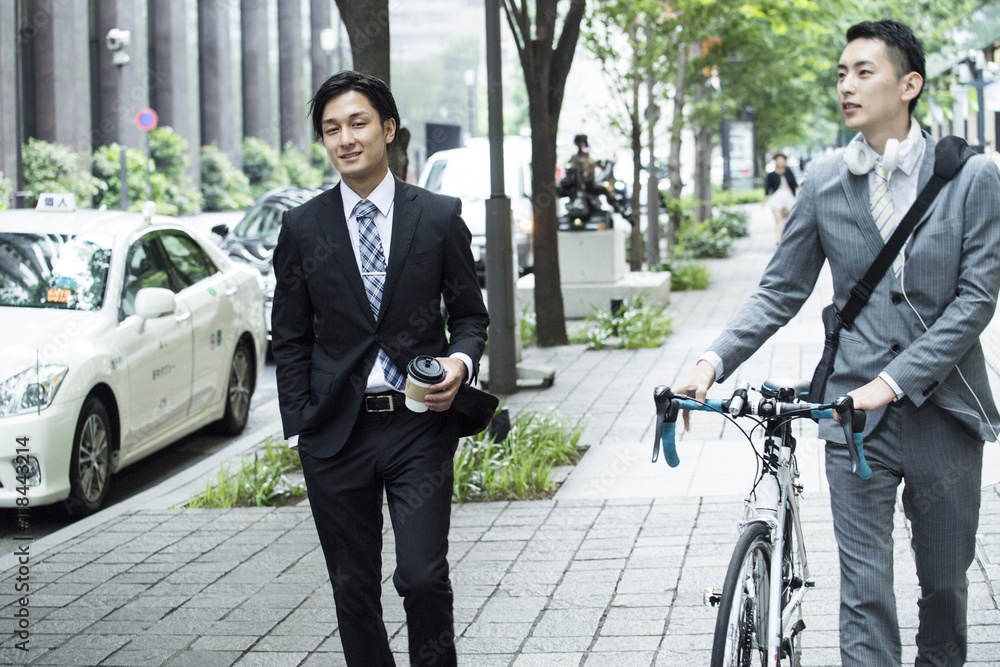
[838,136,974,329]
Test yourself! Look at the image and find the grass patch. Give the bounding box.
[570,293,673,349]
[453,409,584,502]
[185,438,306,508]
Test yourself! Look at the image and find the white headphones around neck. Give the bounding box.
[844,137,910,175]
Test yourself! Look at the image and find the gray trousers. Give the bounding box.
[825,399,983,667]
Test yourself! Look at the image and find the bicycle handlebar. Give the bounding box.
[653,385,872,480]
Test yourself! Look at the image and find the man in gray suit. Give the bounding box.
[676,20,1000,666]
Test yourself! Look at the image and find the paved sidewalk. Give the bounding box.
[2,206,999,666]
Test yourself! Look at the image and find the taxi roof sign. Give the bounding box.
[35,193,77,212]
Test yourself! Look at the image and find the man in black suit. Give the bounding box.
[271,71,488,666]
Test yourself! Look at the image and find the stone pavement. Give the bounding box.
[1,206,999,666]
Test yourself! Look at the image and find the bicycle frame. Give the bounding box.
[653,383,869,666]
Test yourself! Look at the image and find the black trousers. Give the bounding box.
[300,407,458,667]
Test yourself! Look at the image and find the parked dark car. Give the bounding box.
[213,186,323,339]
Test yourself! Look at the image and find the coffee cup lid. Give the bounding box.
[407,355,445,383]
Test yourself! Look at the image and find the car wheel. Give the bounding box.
[217,339,254,435]
[65,397,112,516]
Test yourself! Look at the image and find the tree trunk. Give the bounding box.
[334,0,390,84]
[628,21,642,272]
[529,119,567,346]
[693,83,712,224]
[504,0,585,347]
[666,42,690,253]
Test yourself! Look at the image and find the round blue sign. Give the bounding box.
[136,108,158,131]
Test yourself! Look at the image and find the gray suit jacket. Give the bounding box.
[711,133,1000,443]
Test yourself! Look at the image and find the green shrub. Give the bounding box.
[663,260,710,291]
[242,137,287,199]
[712,207,749,238]
[0,172,11,209]
[92,143,168,213]
[712,186,764,207]
[453,408,583,502]
[149,126,201,214]
[201,144,252,211]
[676,220,733,259]
[185,438,305,508]
[21,138,103,208]
[520,304,537,348]
[572,292,673,349]
[281,142,324,188]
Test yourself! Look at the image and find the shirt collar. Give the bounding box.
[341,170,396,220]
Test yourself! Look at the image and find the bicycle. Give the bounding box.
[652,380,871,667]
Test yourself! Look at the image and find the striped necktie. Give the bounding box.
[871,163,902,275]
[354,199,406,391]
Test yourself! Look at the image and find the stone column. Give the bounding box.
[0,1,20,199]
[94,0,149,151]
[150,0,201,190]
[199,0,242,166]
[278,0,308,153]
[26,0,91,153]
[241,0,278,148]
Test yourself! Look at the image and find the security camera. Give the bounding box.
[105,28,131,52]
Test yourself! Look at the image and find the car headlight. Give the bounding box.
[0,365,69,418]
[518,217,533,234]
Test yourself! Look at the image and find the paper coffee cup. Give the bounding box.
[404,356,446,412]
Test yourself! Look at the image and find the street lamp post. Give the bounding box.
[106,28,131,211]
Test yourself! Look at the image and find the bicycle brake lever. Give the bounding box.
[652,386,681,466]
[832,396,872,480]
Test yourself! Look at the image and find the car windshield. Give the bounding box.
[0,233,113,311]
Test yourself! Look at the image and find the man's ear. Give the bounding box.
[384,117,397,145]
[901,71,924,103]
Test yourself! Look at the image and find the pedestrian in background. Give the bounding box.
[763,152,798,243]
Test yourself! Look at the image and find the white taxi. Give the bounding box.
[0,195,267,514]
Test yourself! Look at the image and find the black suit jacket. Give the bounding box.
[271,178,490,458]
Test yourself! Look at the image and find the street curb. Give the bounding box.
[0,411,284,574]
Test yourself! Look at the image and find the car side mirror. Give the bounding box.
[134,287,176,319]
[211,224,229,237]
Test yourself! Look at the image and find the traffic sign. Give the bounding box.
[136,108,158,131]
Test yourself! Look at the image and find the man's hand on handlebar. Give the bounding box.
[674,360,717,431]
[833,376,896,423]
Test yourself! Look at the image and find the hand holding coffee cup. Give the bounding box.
[405,356,447,412]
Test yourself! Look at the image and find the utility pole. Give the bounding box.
[107,28,132,210]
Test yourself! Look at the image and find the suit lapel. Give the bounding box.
[380,179,421,320]
[320,185,378,326]
[911,133,938,233]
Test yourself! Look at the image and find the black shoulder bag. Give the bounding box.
[807,136,975,403]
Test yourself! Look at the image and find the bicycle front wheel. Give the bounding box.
[711,521,772,667]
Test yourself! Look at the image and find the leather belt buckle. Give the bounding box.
[364,394,395,413]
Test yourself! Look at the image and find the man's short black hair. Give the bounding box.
[846,20,925,114]
[308,70,401,143]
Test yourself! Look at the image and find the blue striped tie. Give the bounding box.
[871,163,902,275]
[354,199,406,391]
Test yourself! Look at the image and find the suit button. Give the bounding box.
[890,343,901,353]
[891,293,902,304]
[375,333,383,342]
